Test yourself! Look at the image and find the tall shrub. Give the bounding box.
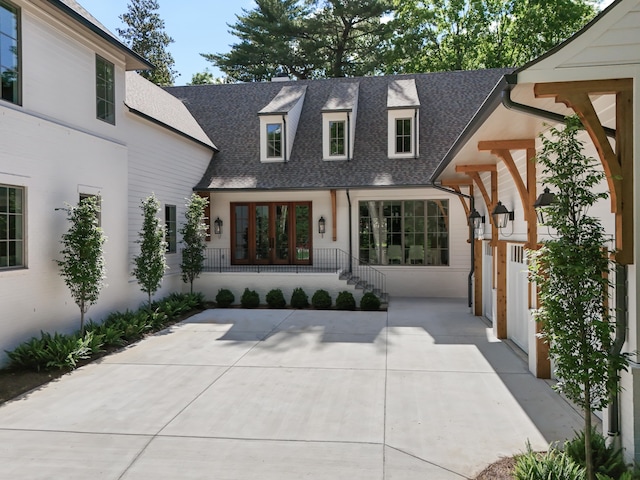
[56,196,106,332]
[179,193,209,293]
[133,194,167,308]
[529,116,630,480]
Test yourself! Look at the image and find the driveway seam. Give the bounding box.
[382,307,390,480]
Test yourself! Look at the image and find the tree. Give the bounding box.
[188,69,233,85]
[56,196,106,333]
[529,116,630,480]
[133,194,167,308]
[179,194,209,293]
[385,0,598,73]
[117,0,178,86]
[202,0,394,81]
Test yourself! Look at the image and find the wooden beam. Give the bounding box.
[534,78,632,97]
[527,147,537,252]
[440,178,473,187]
[478,139,535,151]
[474,239,483,316]
[450,185,470,221]
[330,189,337,242]
[455,164,497,173]
[491,171,498,247]
[469,173,491,212]
[617,87,634,265]
[495,241,507,339]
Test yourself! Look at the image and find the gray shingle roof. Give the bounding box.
[322,82,359,112]
[125,72,216,150]
[387,79,420,108]
[259,86,307,115]
[166,69,511,191]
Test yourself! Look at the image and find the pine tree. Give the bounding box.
[117,0,178,86]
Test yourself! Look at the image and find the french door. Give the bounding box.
[231,202,312,265]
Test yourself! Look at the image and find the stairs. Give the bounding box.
[339,270,389,303]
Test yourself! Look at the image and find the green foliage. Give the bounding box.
[117,0,177,85]
[514,445,585,480]
[179,194,209,293]
[216,288,235,307]
[311,289,332,309]
[564,429,628,479]
[56,196,106,332]
[240,288,260,308]
[266,289,286,308]
[203,0,393,81]
[335,291,356,310]
[529,116,631,480]
[6,331,99,371]
[133,194,168,308]
[188,69,232,85]
[360,292,381,311]
[290,287,309,309]
[385,0,597,73]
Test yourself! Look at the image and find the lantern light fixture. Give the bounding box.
[318,216,326,236]
[533,187,556,224]
[213,217,223,237]
[491,201,514,229]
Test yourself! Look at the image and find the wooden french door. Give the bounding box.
[231,202,312,265]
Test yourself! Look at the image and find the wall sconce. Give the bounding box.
[468,208,485,231]
[213,217,223,237]
[491,201,514,229]
[318,216,326,237]
[533,187,556,224]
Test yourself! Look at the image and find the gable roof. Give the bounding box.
[47,0,152,70]
[125,73,216,150]
[166,69,510,191]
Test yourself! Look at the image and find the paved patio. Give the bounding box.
[0,297,583,479]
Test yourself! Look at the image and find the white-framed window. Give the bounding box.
[0,0,20,105]
[0,184,24,269]
[387,109,418,158]
[329,120,345,156]
[96,55,115,124]
[259,115,286,162]
[322,112,352,161]
[165,204,177,253]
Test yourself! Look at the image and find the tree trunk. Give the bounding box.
[584,384,594,480]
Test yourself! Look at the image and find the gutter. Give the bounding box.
[431,182,475,309]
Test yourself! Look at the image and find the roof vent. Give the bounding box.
[272,71,291,82]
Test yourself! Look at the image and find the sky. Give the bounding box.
[78,0,254,85]
[78,0,616,87]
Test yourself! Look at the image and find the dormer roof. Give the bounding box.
[258,86,308,115]
[322,82,359,112]
[387,79,420,109]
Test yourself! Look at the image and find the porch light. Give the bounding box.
[491,201,514,229]
[213,217,223,237]
[468,209,485,231]
[533,187,556,224]
[318,216,326,236]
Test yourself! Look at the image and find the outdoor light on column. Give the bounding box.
[491,201,514,229]
[468,208,485,232]
[318,216,326,237]
[213,217,223,237]
[533,187,556,224]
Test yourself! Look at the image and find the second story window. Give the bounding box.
[396,118,412,154]
[96,55,115,124]
[329,120,345,156]
[266,123,282,158]
[0,0,20,105]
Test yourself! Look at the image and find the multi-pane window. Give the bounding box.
[165,205,176,254]
[0,184,24,269]
[0,0,20,104]
[266,123,282,158]
[329,120,345,156]
[395,118,412,154]
[96,55,115,124]
[359,200,448,266]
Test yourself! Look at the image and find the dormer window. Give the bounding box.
[258,85,307,163]
[387,79,420,159]
[322,82,359,161]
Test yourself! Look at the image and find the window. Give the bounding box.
[359,200,448,266]
[96,55,115,124]
[0,184,24,269]
[0,0,20,105]
[266,123,282,158]
[329,120,345,156]
[396,118,412,154]
[165,204,176,253]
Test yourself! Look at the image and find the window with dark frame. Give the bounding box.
[165,204,176,254]
[0,0,20,105]
[0,184,24,269]
[96,55,115,124]
[266,123,282,158]
[329,120,345,156]
[395,118,412,154]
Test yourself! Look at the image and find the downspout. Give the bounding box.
[346,189,353,273]
[503,72,623,441]
[431,182,474,308]
[414,108,419,159]
[282,115,287,162]
[347,112,351,161]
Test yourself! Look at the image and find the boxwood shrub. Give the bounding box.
[266,288,286,308]
[336,291,356,310]
[241,288,260,308]
[360,292,381,311]
[216,288,235,307]
[312,289,332,309]
[290,287,309,309]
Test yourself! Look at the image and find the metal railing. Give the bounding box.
[202,248,386,297]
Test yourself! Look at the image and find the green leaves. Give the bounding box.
[179,194,209,293]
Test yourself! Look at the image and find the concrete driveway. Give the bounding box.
[0,298,582,479]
